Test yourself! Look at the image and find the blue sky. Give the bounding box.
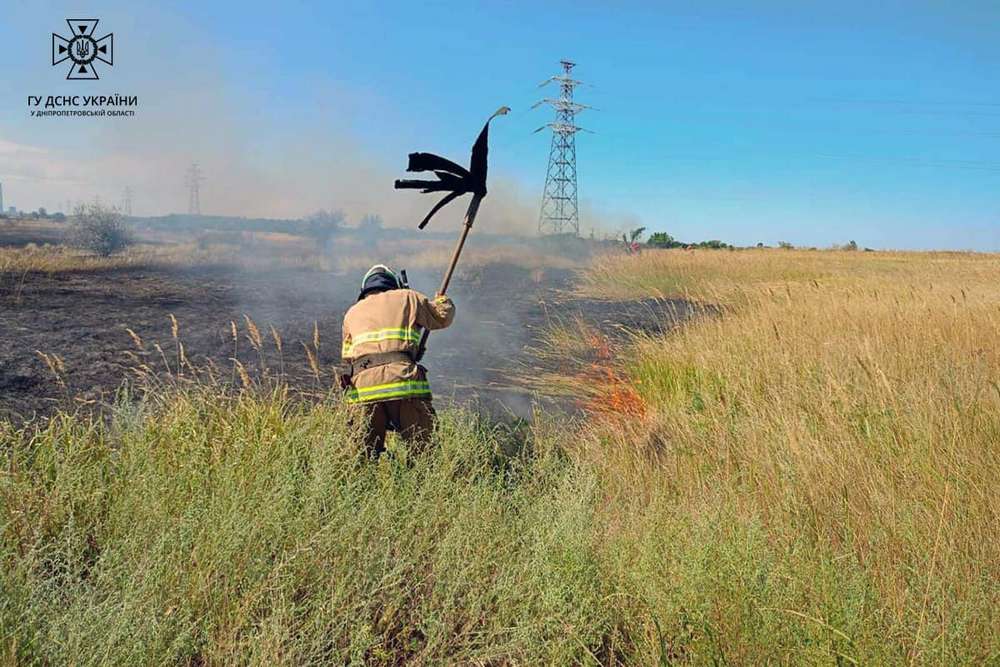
[2,1,998,249]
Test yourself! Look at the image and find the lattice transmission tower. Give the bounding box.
[535,60,592,236]
[185,163,204,215]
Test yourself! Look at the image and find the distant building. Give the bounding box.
[0,181,4,213]
[7,206,15,216]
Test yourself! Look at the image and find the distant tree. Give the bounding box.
[778,241,794,249]
[303,209,344,244]
[69,203,133,256]
[647,232,681,249]
[38,207,47,218]
[646,232,735,249]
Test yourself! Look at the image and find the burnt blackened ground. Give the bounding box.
[0,262,698,422]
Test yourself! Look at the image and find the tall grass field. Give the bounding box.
[3,249,998,664]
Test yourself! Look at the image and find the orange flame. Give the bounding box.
[576,331,646,421]
[585,331,613,361]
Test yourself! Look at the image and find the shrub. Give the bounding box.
[646,233,733,250]
[68,203,133,256]
[301,208,344,245]
[646,232,681,249]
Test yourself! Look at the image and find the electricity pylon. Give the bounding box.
[535,60,592,236]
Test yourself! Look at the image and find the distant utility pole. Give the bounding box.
[535,60,592,236]
[122,187,133,216]
[185,163,204,215]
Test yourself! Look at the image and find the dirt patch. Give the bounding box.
[0,262,698,422]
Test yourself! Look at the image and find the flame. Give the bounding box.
[585,331,612,361]
[575,331,645,421]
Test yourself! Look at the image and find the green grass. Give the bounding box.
[1,389,632,664]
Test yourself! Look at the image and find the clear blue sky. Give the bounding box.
[2,1,998,249]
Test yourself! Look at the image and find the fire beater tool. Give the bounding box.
[394,106,510,360]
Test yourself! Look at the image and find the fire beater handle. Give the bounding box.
[438,193,482,295]
[416,192,484,362]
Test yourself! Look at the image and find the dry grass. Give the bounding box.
[574,248,1000,663]
[0,240,334,274]
[0,234,579,277]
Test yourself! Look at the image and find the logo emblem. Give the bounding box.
[52,19,113,80]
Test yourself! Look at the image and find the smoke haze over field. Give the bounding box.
[1,72,542,233]
[0,5,635,238]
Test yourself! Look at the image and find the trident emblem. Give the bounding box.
[52,19,113,80]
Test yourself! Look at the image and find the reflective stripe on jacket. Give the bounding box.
[341,327,422,357]
[341,288,454,403]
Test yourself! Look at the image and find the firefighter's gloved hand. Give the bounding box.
[419,293,455,330]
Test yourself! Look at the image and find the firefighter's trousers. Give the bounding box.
[361,397,436,458]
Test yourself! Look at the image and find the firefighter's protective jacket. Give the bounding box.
[341,289,454,403]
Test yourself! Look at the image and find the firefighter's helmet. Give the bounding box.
[359,264,402,301]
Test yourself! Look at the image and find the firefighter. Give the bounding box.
[339,264,454,457]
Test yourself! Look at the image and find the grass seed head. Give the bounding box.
[125,327,144,350]
[243,314,263,351]
[270,325,283,353]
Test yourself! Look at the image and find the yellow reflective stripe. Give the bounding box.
[355,380,430,396]
[342,327,422,356]
[355,328,421,343]
[346,379,431,403]
[347,388,430,403]
[355,378,429,393]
